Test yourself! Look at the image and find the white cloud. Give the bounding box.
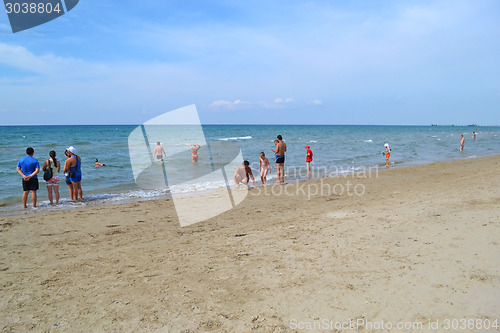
[274,97,294,104]
[210,99,248,107]
[310,99,323,105]
[0,42,97,77]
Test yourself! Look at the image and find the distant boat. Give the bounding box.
[468,123,478,126]
[431,124,438,126]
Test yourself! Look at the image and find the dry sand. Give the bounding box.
[1,156,499,332]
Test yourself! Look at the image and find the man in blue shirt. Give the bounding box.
[16,147,40,208]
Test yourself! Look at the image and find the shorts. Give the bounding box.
[276,155,285,164]
[306,160,312,163]
[46,176,60,185]
[385,153,390,159]
[22,178,39,191]
[65,175,72,185]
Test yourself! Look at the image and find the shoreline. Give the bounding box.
[2,153,498,218]
[1,155,499,331]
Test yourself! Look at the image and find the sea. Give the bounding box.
[1,125,499,214]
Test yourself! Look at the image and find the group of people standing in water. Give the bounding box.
[17,131,476,208]
[233,135,289,186]
[16,146,83,208]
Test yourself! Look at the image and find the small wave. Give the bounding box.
[363,139,373,143]
[309,140,317,143]
[431,135,437,138]
[218,136,252,141]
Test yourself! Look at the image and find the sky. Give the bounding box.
[0,0,499,125]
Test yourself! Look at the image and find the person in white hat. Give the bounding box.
[382,143,392,168]
[63,146,83,200]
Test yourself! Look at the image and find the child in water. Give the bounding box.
[382,143,391,168]
[305,145,313,173]
[259,151,271,186]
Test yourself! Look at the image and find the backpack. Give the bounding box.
[43,160,53,181]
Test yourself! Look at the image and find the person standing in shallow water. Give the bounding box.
[42,150,61,204]
[272,135,287,183]
[16,147,40,208]
[460,135,465,151]
[190,144,201,165]
[383,143,392,168]
[305,145,313,174]
[64,146,83,200]
[259,151,271,186]
[153,142,166,161]
[64,150,75,200]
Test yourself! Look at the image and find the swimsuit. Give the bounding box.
[191,148,199,161]
[276,155,285,164]
[260,158,270,172]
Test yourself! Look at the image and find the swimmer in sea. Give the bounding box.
[94,159,106,167]
[460,135,465,151]
[259,151,271,186]
[190,144,201,165]
[153,142,166,161]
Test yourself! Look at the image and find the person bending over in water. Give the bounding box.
[153,142,166,161]
[233,161,256,186]
[190,144,201,164]
[259,151,271,186]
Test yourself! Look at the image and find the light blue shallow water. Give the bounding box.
[1,125,499,212]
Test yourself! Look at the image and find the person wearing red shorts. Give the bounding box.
[383,143,392,168]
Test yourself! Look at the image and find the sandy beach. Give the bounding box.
[1,156,499,332]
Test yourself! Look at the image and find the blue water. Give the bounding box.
[1,125,499,212]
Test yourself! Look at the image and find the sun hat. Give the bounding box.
[66,146,76,154]
[305,145,310,149]
[384,143,389,148]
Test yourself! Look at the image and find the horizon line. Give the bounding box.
[1,123,497,127]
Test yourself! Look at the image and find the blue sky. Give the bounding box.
[0,0,499,125]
